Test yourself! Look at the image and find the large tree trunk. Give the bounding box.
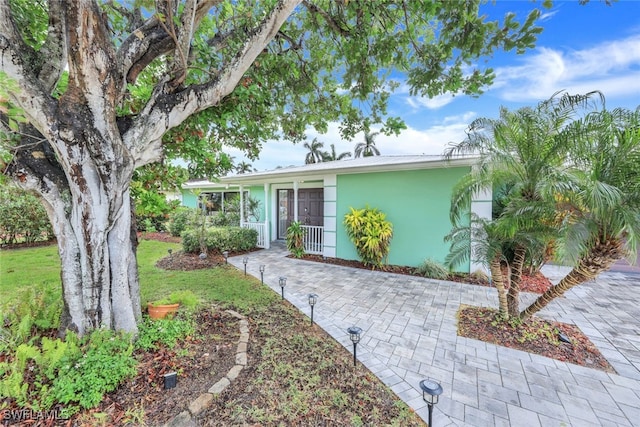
[39,144,141,336]
[507,244,526,317]
[519,237,623,321]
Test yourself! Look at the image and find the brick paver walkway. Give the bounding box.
[230,243,640,426]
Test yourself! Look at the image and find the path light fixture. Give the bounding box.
[279,277,287,300]
[242,257,248,275]
[259,264,265,284]
[347,326,362,367]
[164,372,177,390]
[420,379,443,427]
[308,293,318,325]
[223,251,229,264]
[168,248,173,255]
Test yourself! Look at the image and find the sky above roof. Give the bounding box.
[227,1,640,172]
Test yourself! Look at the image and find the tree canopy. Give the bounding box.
[0,0,549,335]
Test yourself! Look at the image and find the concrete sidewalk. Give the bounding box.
[230,243,640,426]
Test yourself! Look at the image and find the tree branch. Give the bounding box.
[0,0,57,140]
[125,0,303,166]
[36,0,67,93]
[116,0,220,87]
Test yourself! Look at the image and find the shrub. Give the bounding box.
[210,210,239,227]
[182,226,257,253]
[134,189,181,232]
[286,221,306,258]
[343,206,393,268]
[168,207,200,237]
[0,185,53,245]
[415,258,450,280]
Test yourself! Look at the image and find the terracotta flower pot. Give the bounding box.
[147,302,180,319]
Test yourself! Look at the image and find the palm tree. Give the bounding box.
[445,91,602,319]
[322,144,351,161]
[303,138,325,164]
[235,161,255,174]
[354,131,380,158]
[520,107,640,320]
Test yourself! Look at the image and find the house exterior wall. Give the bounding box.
[335,166,471,271]
[248,186,266,222]
[182,190,198,209]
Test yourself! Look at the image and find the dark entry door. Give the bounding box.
[295,189,324,226]
[278,188,324,239]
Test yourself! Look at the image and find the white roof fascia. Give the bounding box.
[217,156,478,186]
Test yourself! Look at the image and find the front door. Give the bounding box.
[277,188,324,239]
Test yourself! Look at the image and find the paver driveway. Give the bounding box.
[230,243,640,426]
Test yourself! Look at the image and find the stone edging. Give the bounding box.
[164,309,249,427]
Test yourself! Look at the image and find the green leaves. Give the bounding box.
[344,206,393,268]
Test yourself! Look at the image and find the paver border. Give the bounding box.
[164,309,249,427]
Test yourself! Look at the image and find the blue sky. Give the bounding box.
[229,1,640,171]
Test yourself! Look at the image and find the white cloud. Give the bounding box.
[238,114,474,171]
[406,93,456,110]
[494,35,640,102]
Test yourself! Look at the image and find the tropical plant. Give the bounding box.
[304,138,325,164]
[521,107,640,320]
[286,221,306,258]
[236,161,255,174]
[322,144,351,161]
[445,91,601,319]
[414,258,449,280]
[343,206,393,268]
[354,131,381,158]
[0,0,548,335]
[446,91,640,322]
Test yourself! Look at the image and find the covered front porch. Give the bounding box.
[223,175,337,257]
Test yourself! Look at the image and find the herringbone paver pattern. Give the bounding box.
[230,243,640,426]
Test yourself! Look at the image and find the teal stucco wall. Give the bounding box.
[181,190,198,209]
[247,186,266,222]
[335,167,470,271]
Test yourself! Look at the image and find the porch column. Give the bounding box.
[323,175,337,258]
[293,181,299,223]
[264,183,271,249]
[471,183,492,275]
[239,185,245,225]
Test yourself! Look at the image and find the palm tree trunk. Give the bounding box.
[520,237,623,321]
[507,245,526,317]
[490,253,509,319]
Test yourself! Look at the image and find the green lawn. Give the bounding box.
[0,240,277,311]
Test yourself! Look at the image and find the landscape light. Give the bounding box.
[347,326,362,367]
[308,293,318,325]
[420,379,443,427]
[279,277,286,299]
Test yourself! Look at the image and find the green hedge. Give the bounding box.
[0,186,53,245]
[182,226,258,253]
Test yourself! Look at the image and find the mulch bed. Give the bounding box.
[457,305,616,373]
[295,253,554,294]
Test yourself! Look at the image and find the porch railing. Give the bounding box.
[241,221,267,248]
[301,225,323,255]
